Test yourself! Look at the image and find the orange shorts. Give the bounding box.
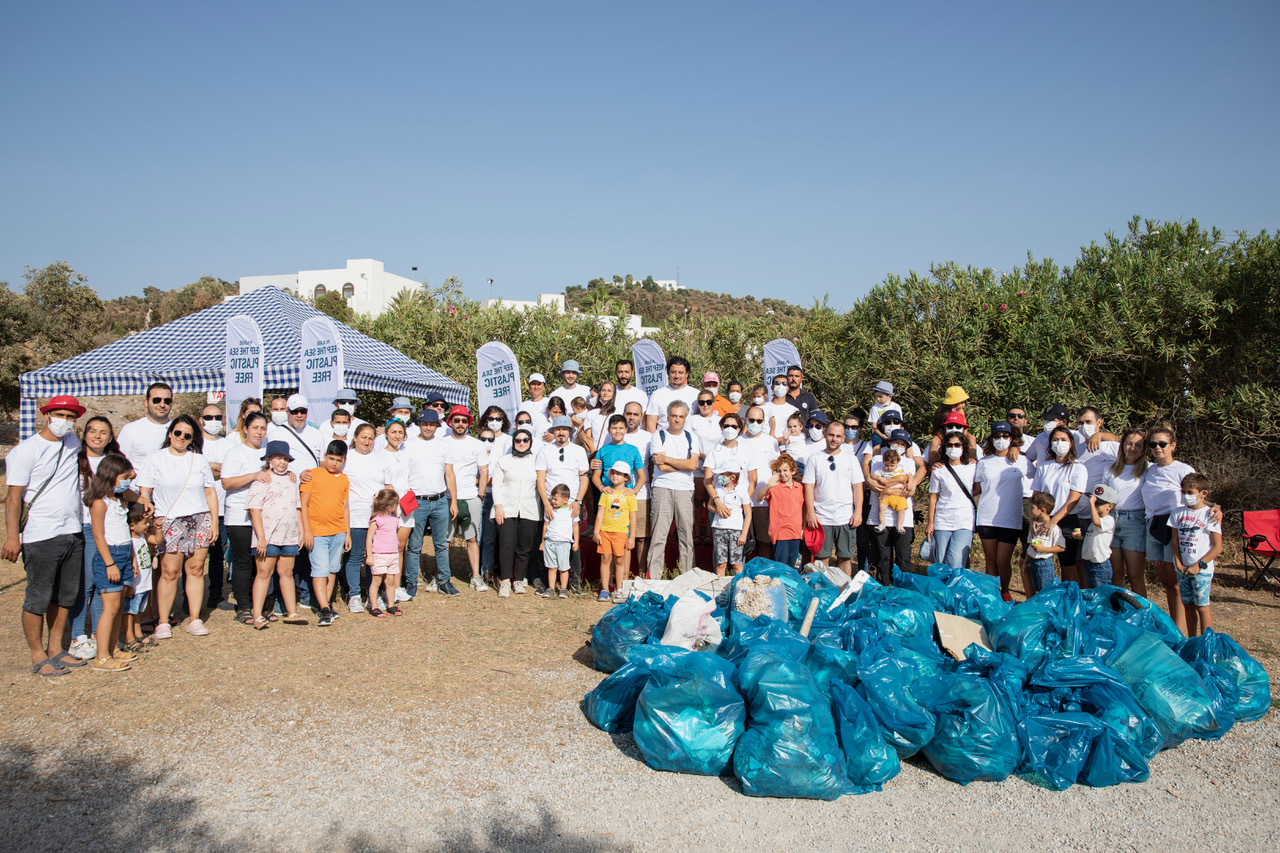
[598,529,629,557]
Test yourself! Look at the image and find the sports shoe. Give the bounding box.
[317,608,334,627]
[470,576,490,592]
[557,589,568,599]
[348,596,364,613]
[513,580,527,595]
[611,591,627,604]
[498,579,511,598]
[439,580,461,597]
[394,588,411,603]
[153,623,173,640]
[536,586,555,599]
[597,588,611,602]
[185,619,210,636]
[532,577,547,591]
[69,636,97,660]
[423,579,438,594]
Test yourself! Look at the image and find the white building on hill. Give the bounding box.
[238,259,420,317]
[482,293,659,338]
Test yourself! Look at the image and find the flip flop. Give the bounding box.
[251,616,270,630]
[50,651,86,668]
[31,658,70,677]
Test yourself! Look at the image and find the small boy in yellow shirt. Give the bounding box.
[594,461,638,603]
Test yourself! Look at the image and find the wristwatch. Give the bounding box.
[1197,559,1208,570]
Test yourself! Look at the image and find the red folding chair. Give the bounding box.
[1241,510,1280,592]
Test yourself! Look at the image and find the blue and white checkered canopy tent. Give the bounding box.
[19,286,468,439]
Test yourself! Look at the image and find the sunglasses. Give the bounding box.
[1007,413,1026,419]
[826,455,836,471]
[430,402,446,408]
[844,422,860,430]
[558,448,566,461]
[290,408,308,415]
[1148,440,1170,449]
[150,396,172,405]
[747,417,764,424]
[945,443,963,449]
[698,400,714,407]
[514,437,531,443]
[200,414,221,421]
[480,437,494,443]
[451,418,468,425]
[171,431,193,440]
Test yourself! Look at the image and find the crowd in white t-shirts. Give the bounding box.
[5,365,1227,676]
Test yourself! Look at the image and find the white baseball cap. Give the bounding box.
[529,373,546,384]
[609,460,633,476]
[286,393,309,410]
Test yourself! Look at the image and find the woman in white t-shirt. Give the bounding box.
[136,414,218,640]
[580,382,617,457]
[1140,424,1197,626]
[341,424,393,612]
[927,433,978,570]
[221,411,274,623]
[765,379,797,439]
[68,416,124,659]
[1029,425,1087,583]
[1101,428,1150,597]
[973,422,1031,602]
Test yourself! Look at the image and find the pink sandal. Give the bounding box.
[153,623,173,640]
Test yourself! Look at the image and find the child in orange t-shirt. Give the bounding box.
[300,440,352,626]
[754,452,804,570]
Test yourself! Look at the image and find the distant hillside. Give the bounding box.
[565,276,808,322]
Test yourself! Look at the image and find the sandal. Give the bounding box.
[138,635,160,648]
[31,658,70,678]
[385,606,403,617]
[281,613,308,625]
[113,650,139,663]
[235,612,255,626]
[93,657,131,672]
[368,608,386,619]
[50,651,86,669]
[120,641,145,654]
[251,616,270,630]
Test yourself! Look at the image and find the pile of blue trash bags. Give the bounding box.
[583,557,1271,800]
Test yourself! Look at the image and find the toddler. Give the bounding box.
[755,453,803,570]
[590,462,637,603]
[85,453,137,673]
[1072,484,1117,588]
[1169,473,1223,637]
[123,502,160,652]
[868,380,903,443]
[780,413,808,477]
[872,447,911,533]
[1021,491,1065,593]
[537,484,578,599]
[366,488,403,617]
[709,461,752,577]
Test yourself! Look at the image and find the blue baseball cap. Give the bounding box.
[877,411,904,426]
[426,392,448,405]
[807,410,829,425]
[888,429,912,445]
[991,420,1013,435]
[417,409,441,424]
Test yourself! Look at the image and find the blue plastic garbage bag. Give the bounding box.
[1030,657,1163,759]
[926,563,1013,629]
[1189,660,1238,741]
[1018,712,1105,790]
[839,616,886,655]
[912,673,1020,783]
[1178,628,1272,722]
[1078,726,1151,788]
[631,646,746,776]
[991,588,1087,672]
[804,643,860,697]
[1105,622,1219,746]
[732,649,851,799]
[831,680,900,792]
[1083,585,1184,648]
[740,557,815,622]
[804,573,843,615]
[584,662,651,733]
[854,640,937,758]
[956,646,1032,719]
[806,616,844,651]
[848,585,936,640]
[590,592,671,673]
[892,567,955,612]
[717,612,809,666]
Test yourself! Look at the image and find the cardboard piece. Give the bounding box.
[933,611,992,661]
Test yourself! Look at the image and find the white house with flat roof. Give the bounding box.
[480,293,659,337]
[238,259,420,316]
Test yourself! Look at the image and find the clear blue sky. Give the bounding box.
[3,1,1277,308]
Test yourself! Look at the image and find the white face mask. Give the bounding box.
[332,424,349,438]
[746,421,763,437]
[945,446,963,461]
[992,437,1011,452]
[486,419,504,431]
[203,419,224,436]
[1042,420,1058,434]
[1182,492,1200,508]
[752,396,765,406]
[721,427,739,442]
[728,391,742,404]
[271,410,289,425]
[808,427,824,441]
[47,416,74,438]
[773,385,787,397]
[1078,422,1096,438]
[1050,440,1071,458]
[338,403,356,415]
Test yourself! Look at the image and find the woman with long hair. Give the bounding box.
[1140,424,1197,632]
[68,416,124,660]
[221,411,275,623]
[973,420,1031,601]
[926,428,978,569]
[1102,427,1150,597]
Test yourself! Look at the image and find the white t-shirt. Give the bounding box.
[116,418,171,471]
[623,429,654,501]
[974,453,1032,529]
[1031,460,1088,517]
[741,434,780,508]
[1169,506,1220,572]
[1026,427,1083,468]
[929,462,978,531]
[649,429,702,491]
[545,506,575,543]
[1102,463,1145,512]
[379,447,410,496]
[765,400,799,439]
[1073,439,1120,518]
[1027,522,1065,560]
[221,442,266,527]
[802,447,866,526]
[1081,514,1116,563]
[202,435,233,516]
[131,536,153,594]
[100,496,131,547]
[868,454,917,528]
[267,423,325,477]
[342,449,391,528]
[444,435,489,501]
[867,402,903,431]
[613,386,648,414]
[779,434,812,463]
[704,441,758,485]
[645,385,701,432]
[404,436,450,495]
[1141,461,1196,519]
[535,441,590,498]
[80,453,105,525]
[1018,433,1036,496]
[711,481,750,530]
[686,414,723,451]
[549,383,589,409]
[137,450,216,519]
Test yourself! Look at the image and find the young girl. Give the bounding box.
[366,488,403,618]
[245,440,306,628]
[871,447,911,533]
[122,502,160,652]
[755,453,805,570]
[85,453,137,672]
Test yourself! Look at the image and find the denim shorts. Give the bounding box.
[310,532,347,578]
[1178,568,1213,607]
[1112,509,1147,553]
[255,544,300,558]
[1145,531,1175,563]
[544,540,572,570]
[125,590,150,616]
[1080,558,1113,589]
[91,543,135,593]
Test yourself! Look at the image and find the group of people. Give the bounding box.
[4,359,1227,677]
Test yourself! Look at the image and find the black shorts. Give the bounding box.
[22,532,85,615]
[975,525,1021,545]
[1059,517,1086,566]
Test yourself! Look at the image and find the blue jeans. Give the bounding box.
[343,527,369,600]
[480,493,497,578]
[772,538,801,571]
[406,494,451,595]
[932,528,973,570]
[1027,556,1058,594]
[1080,558,1113,588]
[309,533,346,578]
[70,523,102,639]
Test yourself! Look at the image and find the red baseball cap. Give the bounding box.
[943,411,968,428]
[803,525,825,557]
[40,395,86,418]
[703,371,720,384]
[446,405,472,425]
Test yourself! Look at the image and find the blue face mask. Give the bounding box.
[716,474,732,487]
[114,479,132,495]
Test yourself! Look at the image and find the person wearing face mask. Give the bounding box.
[784,366,819,422]
[738,383,769,421]
[267,394,325,478]
[926,428,979,571]
[739,406,780,560]
[927,410,981,466]
[974,421,1033,601]
[860,411,922,482]
[726,380,744,413]
[703,413,761,555]
[764,376,798,439]
[199,403,234,612]
[1029,425,1088,584]
[325,410,354,447]
[612,359,649,414]
[702,372,736,418]
[805,411,830,449]
[319,389,367,446]
[1025,402,1117,467]
[4,396,89,676]
[1066,406,1121,569]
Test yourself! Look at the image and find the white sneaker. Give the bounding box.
[513,580,527,595]
[378,594,389,609]
[498,579,511,598]
[424,580,438,594]
[470,576,490,592]
[348,595,364,613]
[394,588,411,602]
[69,636,96,660]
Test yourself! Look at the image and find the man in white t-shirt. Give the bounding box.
[444,406,490,592]
[647,400,703,576]
[803,422,865,576]
[536,415,591,589]
[199,402,235,610]
[3,395,86,676]
[267,394,325,478]
[550,360,589,410]
[644,356,700,433]
[319,388,368,446]
[403,409,458,598]
[613,359,648,414]
[117,381,174,472]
